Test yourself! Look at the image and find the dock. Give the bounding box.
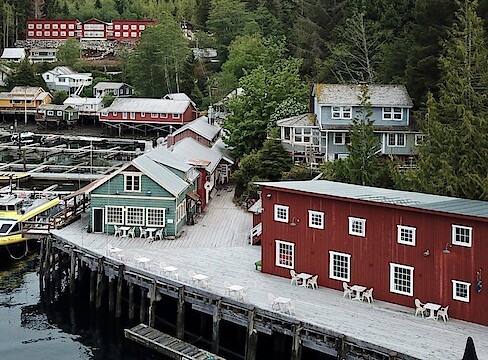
[125,323,225,360]
[46,187,488,360]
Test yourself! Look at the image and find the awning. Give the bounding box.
[186,191,201,201]
[62,178,103,200]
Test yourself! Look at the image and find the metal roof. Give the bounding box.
[171,116,220,141]
[144,146,199,183]
[276,113,317,127]
[132,155,190,197]
[93,82,130,90]
[58,73,92,79]
[256,180,488,219]
[10,86,43,95]
[314,84,414,107]
[170,138,222,173]
[64,96,102,105]
[103,98,190,114]
[45,66,76,75]
[1,48,26,59]
[38,104,76,111]
[211,138,234,165]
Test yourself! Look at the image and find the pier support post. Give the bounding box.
[50,250,56,300]
[128,283,135,321]
[115,265,124,319]
[96,257,104,310]
[108,278,115,313]
[211,299,222,354]
[245,308,258,360]
[176,286,185,340]
[70,250,76,296]
[89,269,96,304]
[140,288,147,323]
[148,280,157,327]
[39,238,45,292]
[291,322,302,360]
[335,334,346,360]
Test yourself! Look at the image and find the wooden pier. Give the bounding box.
[125,323,225,360]
[44,187,488,360]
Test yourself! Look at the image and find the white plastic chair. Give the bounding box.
[436,305,449,322]
[159,261,167,274]
[138,226,147,238]
[285,300,296,315]
[343,282,353,299]
[155,228,163,241]
[202,277,212,289]
[414,298,427,318]
[307,275,319,290]
[114,225,121,237]
[238,287,249,301]
[127,227,136,238]
[268,293,280,310]
[362,288,374,303]
[224,281,231,295]
[188,270,197,284]
[290,270,300,286]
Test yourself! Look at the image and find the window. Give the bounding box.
[146,208,165,227]
[61,31,66,36]
[308,210,324,229]
[44,24,50,29]
[331,106,352,119]
[53,24,58,29]
[131,24,137,30]
[452,280,470,302]
[160,113,168,118]
[61,24,66,29]
[115,32,120,37]
[112,112,117,116]
[139,25,145,30]
[123,25,129,30]
[115,25,120,29]
[275,240,295,269]
[274,204,289,223]
[57,111,62,116]
[106,206,124,225]
[36,31,42,36]
[131,32,137,37]
[123,32,129,37]
[44,31,50,36]
[333,132,350,145]
[176,200,186,223]
[151,113,158,118]
[389,263,414,296]
[415,134,425,145]
[69,24,74,29]
[36,24,42,29]
[53,31,58,36]
[283,127,291,140]
[387,133,405,147]
[47,110,54,116]
[452,225,472,247]
[28,31,34,36]
[383,107,403,121]
[124,174,141,192]
[294,128,311,143]
[130,112,135,119]
[397,225,416,246]
[126,207,144,226]
[348,217,366,237]
[122,112,127,119]
[68,31,74,36]
[28,24,34,29]
[173,113,180,119]
[329,251,351,282]
[141,112,145,117]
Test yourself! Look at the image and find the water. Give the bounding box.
[0,251,160,360]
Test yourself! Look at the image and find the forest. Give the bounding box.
[1,0,488,201]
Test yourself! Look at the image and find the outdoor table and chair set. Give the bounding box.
[113,224,166,241]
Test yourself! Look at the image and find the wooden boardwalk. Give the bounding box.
[125,323,225,360]
[52,187,488,360]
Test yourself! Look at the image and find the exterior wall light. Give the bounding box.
[423,249,430,257]
[290,217,299,227]
[266,193,272,199]
[443,243,453,254]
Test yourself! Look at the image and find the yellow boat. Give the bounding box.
[0,173,31,185]
[0,194,61,247]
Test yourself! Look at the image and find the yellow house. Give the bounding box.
[0,86,52,110]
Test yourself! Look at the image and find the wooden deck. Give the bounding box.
[52,187,488,360]
[125,323,225,360]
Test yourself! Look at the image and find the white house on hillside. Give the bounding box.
[42,66,92,94]
[1,48,27,63]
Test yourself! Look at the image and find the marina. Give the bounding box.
[43,187,488,360]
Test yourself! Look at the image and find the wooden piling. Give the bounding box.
[108,278,115,313]
[70,251,76,296]
[39,238,45,292]
[128,283,135,320]
[89,269,96,304]
[176,286,185,340]
[336,334,346,359]
[115,264,124,319]
[212,299,222,354]
[140,288,147,323]
[291,322,302,360]
[148,280,157,327]
[245,308,258,360]
[96,257,104,309]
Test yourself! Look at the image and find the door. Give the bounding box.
[93,208,104,233]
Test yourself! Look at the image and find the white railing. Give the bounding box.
[249,222,262,244]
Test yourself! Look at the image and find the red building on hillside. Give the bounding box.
[256,180,488,326]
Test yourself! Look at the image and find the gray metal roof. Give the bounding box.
[93,82,131,90]
[10,86,44,95]
[132,155,189,197]
[1,48,26,59]
[256,180,488,219]
[170,138,222,173]
[144,146,199,183]
[45,66,76,75]
[171,116,220,141]
[314,84,414,107]
[64,96,103,105]
[211,138,234,165]
[38,104,76,112]
[276,113,317,127]
[103,97,190,114]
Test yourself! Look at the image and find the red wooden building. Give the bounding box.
[166,116,221,147]
[256,180,488,326]
[27,19,79,40]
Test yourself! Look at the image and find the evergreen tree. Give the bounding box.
[401,0,488,200]
[57,38,81,68]
[5,59,44,89]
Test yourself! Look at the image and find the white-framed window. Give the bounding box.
[397,225,416,246]
[53,31,58,36]
[130,112,135,119]
[44,23,50,29]
[61,24,66,29]
[329,251,351,282]
[308,210,324,229]
[57,111,62,116]
[415,134,425,145]
[36,24,42,29]
[151,113,158,118]
[389,263,414,296]
[28,23,34,29]
[173,113,180,119]
[275,240,295,269]
[61,31,66,36]
[452,280,471,302]
[122,112,127,119]
[106,206,124,225]
[36,31,42,36]
[141,112,145,117]
[115,25,120,29]
[131,32,137,37]
[28,31,34,36]
[44,31,50,36]
[115,32,120,37]
[131,24,137,30]
[387,133,405,147]
[176,199,186,223]
[274,204,289,223]
[160,113,167,118]
[123,32,129,37]
[53,24,58,29]
[68,31,74,36]
[123,25,129,30]
[383,107,403,121]
[112,112,117,116]
[331,106,352,119]
[333,132,350,145]
[126,207,144,226]
[293,127,312,143]
[47,110,54,116]
[69,24,74,29]
[124,173,141,192]
[146,208,165,227]
[139,25,145,30]
[452,225,472,247]
[348,217,366,237]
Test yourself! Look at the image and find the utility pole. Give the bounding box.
[24,88,28,125]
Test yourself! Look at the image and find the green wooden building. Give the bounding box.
[88,150,199,238]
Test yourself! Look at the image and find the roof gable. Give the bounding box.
[170,116,220,141]
[170,137,224,173]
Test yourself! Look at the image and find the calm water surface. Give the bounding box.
[0,251,160,360]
